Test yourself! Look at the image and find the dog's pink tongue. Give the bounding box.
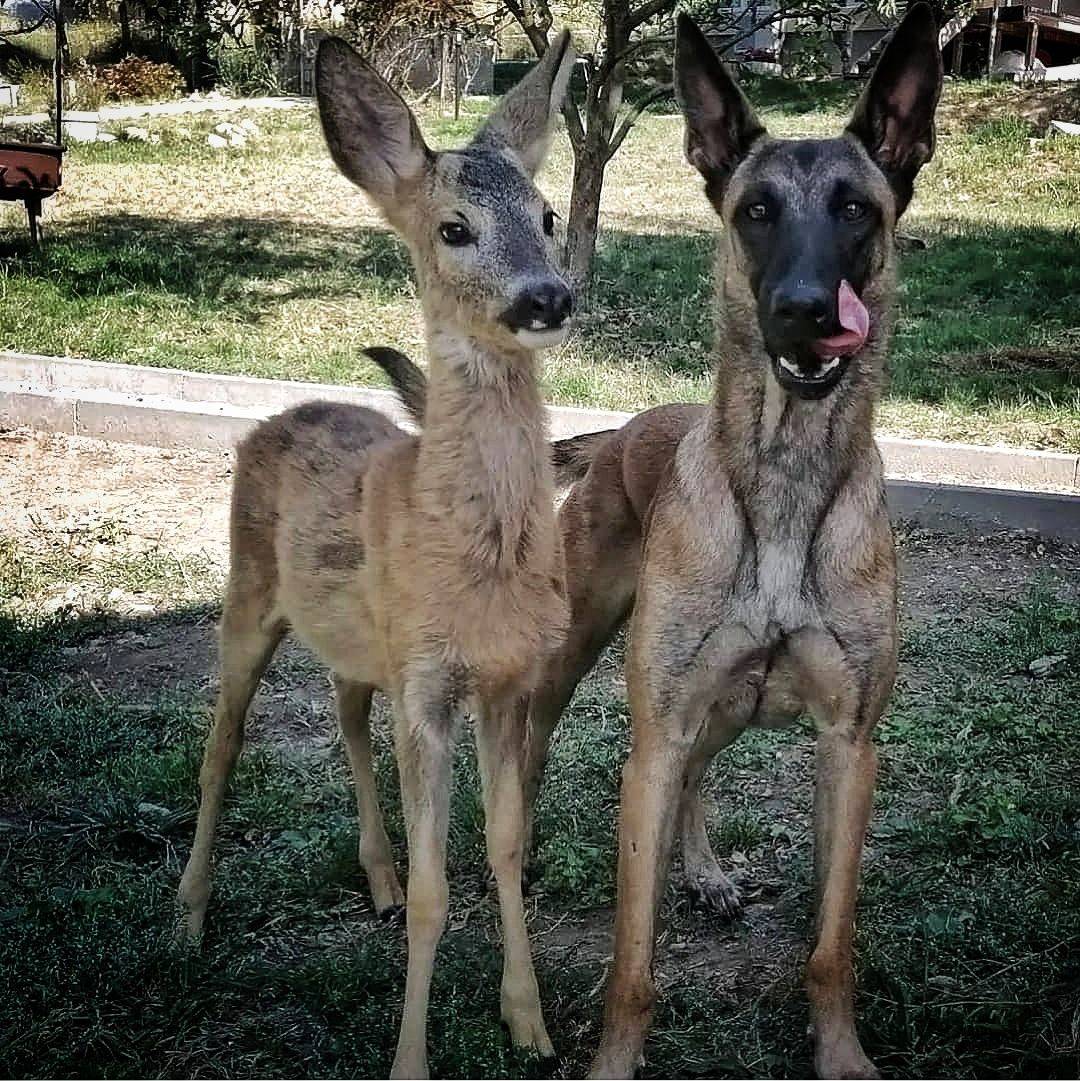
[812,280,869,357]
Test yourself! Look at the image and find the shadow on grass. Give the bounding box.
[0,211,1075,415]
[587,217,1080,406]
[0,212,413,316]
[3,560,1080,1077]
[740,73,860,115]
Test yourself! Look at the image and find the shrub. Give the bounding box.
[214,44,280,96]
[95,56,184,102]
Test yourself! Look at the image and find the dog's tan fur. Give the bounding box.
[175,34,575,1079]
[583,13,940,1076]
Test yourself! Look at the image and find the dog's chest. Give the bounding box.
[740,536,818,634]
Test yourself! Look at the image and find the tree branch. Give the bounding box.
[604,81,672,161]
[627,0,676,33]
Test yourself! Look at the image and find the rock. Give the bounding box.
[1029,654,1067,677]
[1049,119,1080,137]
[207,132,229,149]
[96,132,117,142]
[238,117,260,136]
[123,126,150,141]
[992,49,1046,81]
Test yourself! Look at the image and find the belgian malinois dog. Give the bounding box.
[370,6,942,1076]
[176,34,575,1078]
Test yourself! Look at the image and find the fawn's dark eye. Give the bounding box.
[842,200,867,222]
[542,207,556,236]
[746,202,770,222]
[438,221,473,246]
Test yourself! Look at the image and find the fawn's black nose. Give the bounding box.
[502,280,573,332]
[770,284,833,337]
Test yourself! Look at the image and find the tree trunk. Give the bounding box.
[565,143,607,298]
[439,34,451,116]
[119,1,132,55]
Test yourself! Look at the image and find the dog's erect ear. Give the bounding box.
[474,29,575,176]
[846,2,943,215]
[675,13,766,204]
[316,37,430,212]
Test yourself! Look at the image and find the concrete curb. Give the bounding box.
[0,96,310,131]
[887,481,1080,544]
[3,350,1079,541]
[3,350,1077,488]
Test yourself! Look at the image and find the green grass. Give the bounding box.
[0,81,1078,450]
[2,515,1079,1077]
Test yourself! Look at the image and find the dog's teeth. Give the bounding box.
[778,356,799,375]
[821,356,841,373]
[530,318,547,330]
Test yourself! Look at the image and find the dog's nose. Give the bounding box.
[528,281,573,327]
[771,285,832,333]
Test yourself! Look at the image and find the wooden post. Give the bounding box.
[987,3,1000,76]
[439,34,451,116]
[953,32,965,75]
[1026,21,1040,70]
[26,196,41,246]
[453,32,461,119]
[53,0,64,146]
[119,0,131,54]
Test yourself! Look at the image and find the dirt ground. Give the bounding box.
[4,422,1078,737]
[4,425,1080,1077]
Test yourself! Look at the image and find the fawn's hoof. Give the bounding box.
[502,1000,555,1058]
[815,1038,880,1079]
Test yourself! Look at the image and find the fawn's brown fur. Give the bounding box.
[176,33,575,1079]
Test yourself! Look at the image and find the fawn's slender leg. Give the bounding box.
[390,666,458,1080]
[177,595,284,940]
[333,676,404,917]
[476,695,553,1055]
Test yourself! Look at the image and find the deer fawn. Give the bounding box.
[176,33,575,1078]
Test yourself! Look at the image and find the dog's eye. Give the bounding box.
[542,208,557,236]
[438,221,473,246]
[842,200,867,221]
[746,202,769,222]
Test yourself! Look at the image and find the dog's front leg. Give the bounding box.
[789,628,893,1080]
[390,663,459,1080]
[475,693,554,1056]
[589,691,694,1079]
[591,615,757,1079]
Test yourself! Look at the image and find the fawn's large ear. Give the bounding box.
[846,2,943,215]
[316,37,430,211]
[675,12,765,204]
[474,29,575,176]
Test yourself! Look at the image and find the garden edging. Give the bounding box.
[2,350,1078,541]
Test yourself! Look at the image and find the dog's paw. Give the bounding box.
[683,866,743,920]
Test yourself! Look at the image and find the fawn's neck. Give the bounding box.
[416,326,556,575]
